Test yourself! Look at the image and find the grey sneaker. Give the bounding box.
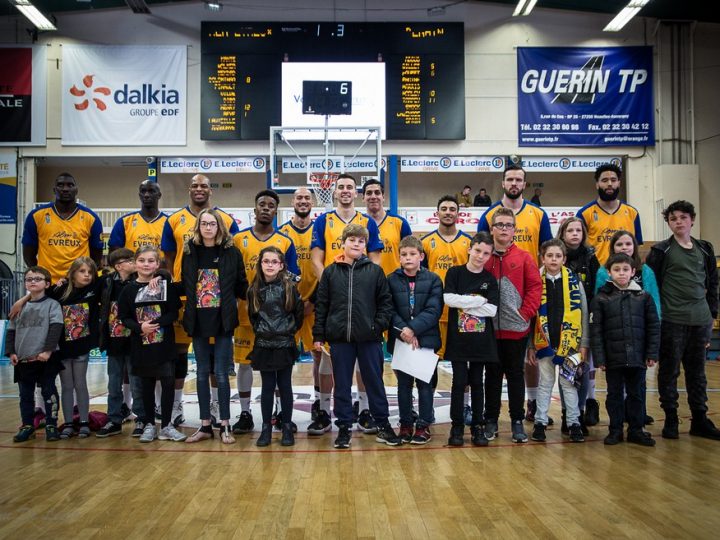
[483,420,498,441]
[159,425,187,442]
[511,420,528,443]
[132,420,144,437]
[139,423,157,443]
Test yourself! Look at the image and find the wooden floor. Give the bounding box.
[1,360,719,539]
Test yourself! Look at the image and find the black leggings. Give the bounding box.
[140,376,174,428]
[450,361,485,427]
[260,366,294,424]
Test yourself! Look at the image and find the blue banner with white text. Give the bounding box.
[517,47,654,147]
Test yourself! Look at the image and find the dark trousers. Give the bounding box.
[18,375,59,427]
[330,341,389,427]
[260,366,294,424]
[606,367,644,435]
[485,338,527,422]
[658,320,710,414]
[396,368,434,427]
[450,361,485,427]
[140,376,174,428]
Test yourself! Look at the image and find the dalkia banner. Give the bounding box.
[0,150,17,224]
[0,46,47,146]
[517,47,654,147]
[62,45,186,146]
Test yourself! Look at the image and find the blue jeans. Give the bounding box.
[330,341,389,427]
[395,369,434,428]
[107,353,143,425]
[193,335,233,421]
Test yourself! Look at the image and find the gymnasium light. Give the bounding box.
[8,0,56,31]
[604,0,651,32]
[205,1,223,12]
[512,0,538,17]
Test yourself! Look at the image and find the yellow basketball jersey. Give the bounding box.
[310,210,384,268]
[478,201,552,259]
[577,201,643,265]
[108,211,167,256]
[375,212,413,275]
[279,220,316,301]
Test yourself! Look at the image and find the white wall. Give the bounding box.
[2,0,719,274]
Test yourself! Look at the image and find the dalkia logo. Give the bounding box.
[70,75,111,111]
[70,75,180,111]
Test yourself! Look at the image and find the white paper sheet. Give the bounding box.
[390,340,439,383]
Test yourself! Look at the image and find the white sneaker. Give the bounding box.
[159,425,187,442]
[171,400,185,427]
[210,400,221,428]
[139,423,157,443]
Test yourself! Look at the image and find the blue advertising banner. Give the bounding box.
[0,151,17,224]
[517,47,654,147]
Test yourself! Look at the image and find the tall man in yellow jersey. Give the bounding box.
[160,174,240,427]
[310,173,384,434]
[421,195,472,360]
[22,173,104,283]
[232,189,300,435]
[576,163,643,424]
[278,187,332,433]
[477,164,553,423]
[362,178,413,275]
[576,162,642,265]
[109,180,166,255]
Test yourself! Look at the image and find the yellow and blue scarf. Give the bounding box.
[533,266,582,365]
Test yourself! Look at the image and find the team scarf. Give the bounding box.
[533,266,582,365]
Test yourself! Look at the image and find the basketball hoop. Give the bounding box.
[309,172,339,210]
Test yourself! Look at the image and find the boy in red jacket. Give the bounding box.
[483,207,542,443]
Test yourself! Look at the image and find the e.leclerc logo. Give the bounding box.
[439,157,452,169]
[559,158,571,170]
[69,74,180,117]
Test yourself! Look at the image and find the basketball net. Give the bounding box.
[309,172,339,210]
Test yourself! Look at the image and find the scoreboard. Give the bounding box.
[201,22,465,140]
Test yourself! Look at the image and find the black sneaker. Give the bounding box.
[531,423,546,442]
[644,414,655,426]
[232,411,255,434]
[471,425,488,447]
[132,420,144,437]
[511,420,528,443]
[120,403,133,423]
[463,405,473,426]
[351,401,360,423]
[483,420,498,441]
[45,425,60,442]
[662,410,680,439]
[376,424,402,446]
[627,430,656,447]
[334,425,352,449]
[584,399,600,426]
[447,425,464,447]
[357,409,378,434]
[569,423,585,443]
[311,399,320,421]
[398,424,414,443]
[308,410,332,435]
[604,431,623,445]
[524,399,537,423]
[689,417,720,440]
[96,421,122,438]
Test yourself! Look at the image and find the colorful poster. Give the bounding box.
[518,47,654,147]
[0,46,46,146]
[62,45,187,146]
[0,150,17,224]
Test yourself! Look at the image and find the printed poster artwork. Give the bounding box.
[458,310,485,333]
[63,303,90,341]
[0,48,32,142]
[136,305,164,345]
[109,301,130,338]
[196,269,221,308]
[134,280,167,303]
[0,150,17,224]
[61,45,187,145]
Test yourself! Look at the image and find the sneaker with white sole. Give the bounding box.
[159,425,187,442]
[139,423,157,443]
[171,401,185,427]
[96,421,122,438]
[307,410,332,435]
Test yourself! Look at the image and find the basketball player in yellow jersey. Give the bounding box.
[477,165,552,259]
[108,180,167,256]
[232,189,300,435]
[310,173,385,434]
[362,178,413,275]
[160,174,240,427]
[421,195,472,360]
[279,187,333,433]
[22,173,104,283]
[576,162,643,265]
[477,164,553,423]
